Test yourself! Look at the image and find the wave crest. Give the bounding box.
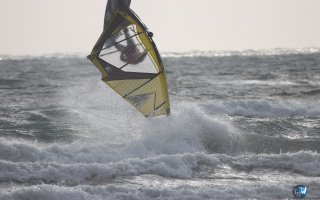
[162,48,320,58]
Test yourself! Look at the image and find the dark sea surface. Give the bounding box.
[0,49,320,199]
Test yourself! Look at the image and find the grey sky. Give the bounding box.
[1,0,320,55]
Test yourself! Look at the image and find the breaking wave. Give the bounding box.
[0,149,319,186]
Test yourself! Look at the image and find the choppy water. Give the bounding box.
[0,49,320,199]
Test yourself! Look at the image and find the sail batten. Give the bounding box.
[87,0,170,117]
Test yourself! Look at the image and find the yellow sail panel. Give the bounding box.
[87,0,170,117]
[125,75,169,117]
[106,79,150,97]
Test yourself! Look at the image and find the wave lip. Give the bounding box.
[161,47,320,58]
[205,100,320,118]
[0,53,86,60]
[231,151,320,177]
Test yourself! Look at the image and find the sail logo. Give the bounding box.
[292,185,307,199]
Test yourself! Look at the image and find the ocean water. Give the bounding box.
[0,49,320,199]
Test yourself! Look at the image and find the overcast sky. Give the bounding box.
[1,0,320,55]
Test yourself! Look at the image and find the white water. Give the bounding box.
[1,50,320,199]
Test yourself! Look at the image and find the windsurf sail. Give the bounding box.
[87,0,170,117]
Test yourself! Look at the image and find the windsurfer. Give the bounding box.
[104,0,147,65]
[113,28,147,64]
